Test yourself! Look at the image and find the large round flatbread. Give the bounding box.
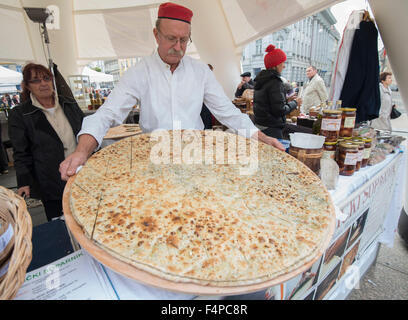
[69,130,335,287]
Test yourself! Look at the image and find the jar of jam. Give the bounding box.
[351,138,364,171]
[322,141,337,160]
[361,138,372,168]
[337,142,358,176]
[335,137,351,160]
[339,108,357,137]
[320,109,342,142]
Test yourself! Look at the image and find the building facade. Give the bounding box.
[104,60,121,84]
[241,9,340,87]
[91,58,142,86]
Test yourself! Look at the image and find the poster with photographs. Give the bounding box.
[347,209,368,250]
[319,228,350,281]
[315,261,342,300]
[304,290,316,300]
[285,257,322,300]
[338,239,361,280]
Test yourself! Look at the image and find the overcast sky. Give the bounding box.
[330,0,384,49]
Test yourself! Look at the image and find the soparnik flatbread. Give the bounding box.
[69,130,335,286]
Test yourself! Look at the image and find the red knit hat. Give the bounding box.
[158,2,193,24]
[264,45,287,69]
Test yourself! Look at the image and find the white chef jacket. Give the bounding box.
[79,51,258,147]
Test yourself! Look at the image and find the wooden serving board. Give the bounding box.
[62,175,335,296]
[104,124,142,140]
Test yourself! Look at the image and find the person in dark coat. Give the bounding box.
[253,45,302,139]
[0,121,9,174]
[8,63,84,221]
[235,72,255,98]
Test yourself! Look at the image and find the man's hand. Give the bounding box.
[295,97,303,106]
[59,134,98,181]
[237,80,245,90]
[252,130,285,151]
[287,93,297,102]
[17,186,30,198]
[59,151,89,181]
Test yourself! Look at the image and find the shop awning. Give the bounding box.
[0,0,340,63]
[72,0,340,61]
[82,66,114,83]
[0,85,18,94]
[0,65,22,85]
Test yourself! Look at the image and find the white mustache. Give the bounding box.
[168,48,184,56]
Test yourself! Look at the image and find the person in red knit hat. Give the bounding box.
[60,4,285,180]
[252,45,302,140]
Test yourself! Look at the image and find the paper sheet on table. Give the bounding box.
[14,249,117,300]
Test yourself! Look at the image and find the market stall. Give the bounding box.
[3,125,405,300]
[1,0,408,302]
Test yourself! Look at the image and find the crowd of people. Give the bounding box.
[236,47,397,140]
[0,93,20,109]
[0,2,399,222]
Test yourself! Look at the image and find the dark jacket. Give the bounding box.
[235,79,255,98]
[253,69,297,129]
[340,21,380,123]
[8,95,84,201]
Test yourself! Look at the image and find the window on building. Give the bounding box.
[276,36,284,49]
[255,39,262,55]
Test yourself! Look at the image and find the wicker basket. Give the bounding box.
[0,186,32,300]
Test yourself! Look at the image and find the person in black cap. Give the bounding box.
[235,72,255,98]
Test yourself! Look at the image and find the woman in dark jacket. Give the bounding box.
[253,45,302,139]
[8,63,84,221]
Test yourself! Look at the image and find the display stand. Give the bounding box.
[274,149,406,300]
[68,75,91,110]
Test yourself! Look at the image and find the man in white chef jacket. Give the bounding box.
[59,2,284,181]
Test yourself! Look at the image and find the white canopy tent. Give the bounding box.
[1,0,343,97]
[82,66,113,83]
[0,65,22,85]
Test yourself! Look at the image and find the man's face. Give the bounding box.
[154,19,191,66]
[306,67,317,79]
[242,76,251,83]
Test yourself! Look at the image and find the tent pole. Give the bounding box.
[41,22,57,95]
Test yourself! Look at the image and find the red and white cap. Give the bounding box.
[158,2,193,24]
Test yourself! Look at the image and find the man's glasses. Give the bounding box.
[157,29,192,46]
[28,76,52,84]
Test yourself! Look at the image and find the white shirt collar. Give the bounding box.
[153,49,185,72]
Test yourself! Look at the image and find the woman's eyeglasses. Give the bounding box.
[28,76,52,84]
